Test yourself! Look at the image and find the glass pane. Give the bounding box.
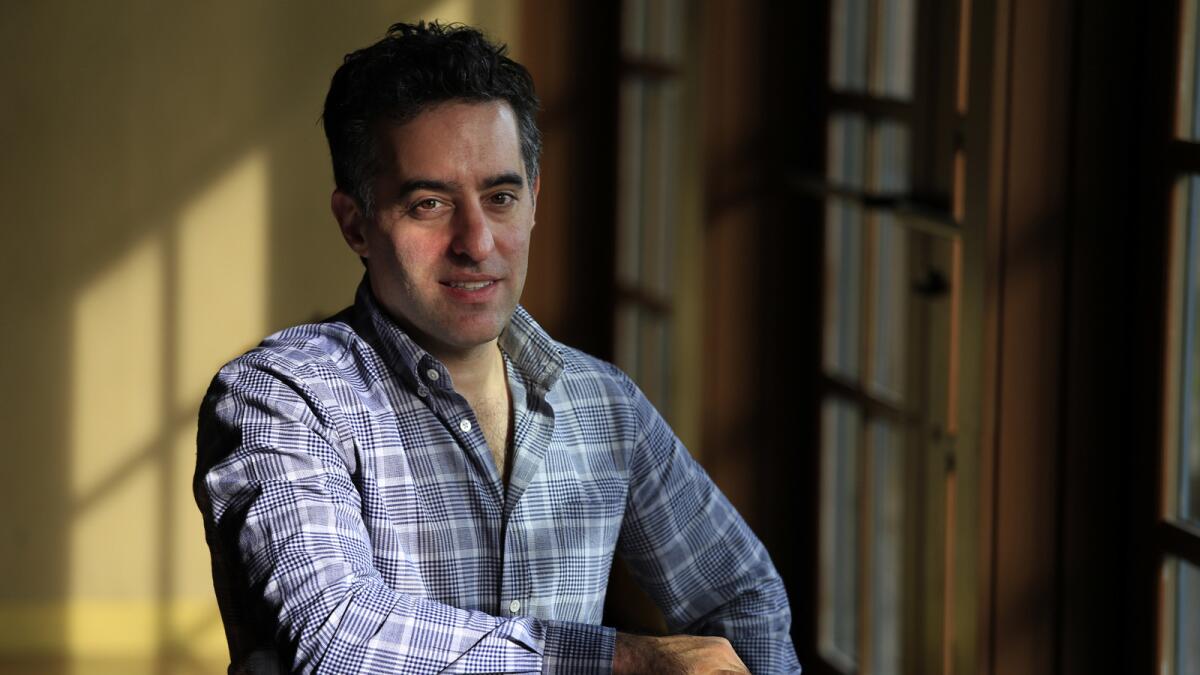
[617,79,646,287]
[1164,557,1200,674]
[615,302,640,384]
[870,215,909,401]
[871,121,910,194]
[644,0,684,62]
[830,0,869,92]
[870,419,905,675]
[824,197,864,380]
[1181,176,1200,525]
[656,313,671,414]
[828,114,868,189]
[639,310,669,411]
[820,399,863,666]
[1178,0,1200,138]
[873,0,917,98]
[868,122,911,400]
[642,81,679,299]
[824,114,868,380]
[616,306,670,414]
[622,0,648,57]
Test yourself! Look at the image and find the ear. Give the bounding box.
[331,190,371,258]
[530,173,540,228]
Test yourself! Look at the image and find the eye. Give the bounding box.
[489,192,516,206]
[407,197,448,219]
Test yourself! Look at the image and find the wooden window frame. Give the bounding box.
[807,0,972,673]
[1156,2,1200,669]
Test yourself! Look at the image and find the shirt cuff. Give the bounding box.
[541,619,616,674]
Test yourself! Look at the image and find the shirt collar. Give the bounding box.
[352,276,564,395]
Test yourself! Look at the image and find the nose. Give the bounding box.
[450,199,495,262]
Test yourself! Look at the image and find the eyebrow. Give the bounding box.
[481,172,525,190]
[396,173,525,200]
[396,179,457,199]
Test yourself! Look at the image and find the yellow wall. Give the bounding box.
[0,2,520,672]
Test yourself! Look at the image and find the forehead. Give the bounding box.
[378,100,524,181]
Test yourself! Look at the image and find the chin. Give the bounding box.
[439,318,507,350]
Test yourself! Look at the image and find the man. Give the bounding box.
[195,21,800,674]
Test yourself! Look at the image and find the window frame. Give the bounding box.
[808,0,971,673]
[1154,1,1200,672]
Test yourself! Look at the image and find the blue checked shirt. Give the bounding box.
[195,281,800,673]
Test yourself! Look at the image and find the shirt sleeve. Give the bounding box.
[611,369,803,674]
[195,357,615,674]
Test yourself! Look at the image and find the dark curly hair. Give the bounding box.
[322,21,542,216]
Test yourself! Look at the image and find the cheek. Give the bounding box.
[386,231,445,276]
[498,223,534,259]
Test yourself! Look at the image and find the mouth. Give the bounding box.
[441,279,497,291]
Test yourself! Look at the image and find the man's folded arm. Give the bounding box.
[195,358,614,674]
[609,366,803,674]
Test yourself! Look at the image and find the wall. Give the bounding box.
[0,2,521,672]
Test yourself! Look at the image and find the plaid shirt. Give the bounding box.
[195,281,800,674]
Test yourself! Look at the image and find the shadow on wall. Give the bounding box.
[0,2,519,672]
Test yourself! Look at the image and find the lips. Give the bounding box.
[438,276,502,301]
[444,280,495,290]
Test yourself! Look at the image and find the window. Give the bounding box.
[814,0,968,672]
[614,0,685,412]
[604,0,694,636]
[1157,3,1200,672]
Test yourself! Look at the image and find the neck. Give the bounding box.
[429,338,504,396]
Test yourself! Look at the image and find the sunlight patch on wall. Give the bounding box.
[64,149,268,662]
[69,234,165,501]
[65,599,225,661]
[0,599,226,664]
[68,464,158,602]
[421,0,520,53]
[69,232,165,603]
[175,150,268,404]
[427,0,474,24]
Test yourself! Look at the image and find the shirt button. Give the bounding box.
[509,599,521,613]
[416,386,428,398]
[425,368,440,381]
[459,419,472,433]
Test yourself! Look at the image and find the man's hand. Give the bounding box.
[613,632,750,674]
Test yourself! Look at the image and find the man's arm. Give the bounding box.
[609,367,802,674]
[195,357,614,674]
[613,633,750,673]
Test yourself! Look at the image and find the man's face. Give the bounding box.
[335,100,538,359]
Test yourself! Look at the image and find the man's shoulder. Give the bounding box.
[555,343,621,380]
[546,341,643,407]
[214,307,380,389]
